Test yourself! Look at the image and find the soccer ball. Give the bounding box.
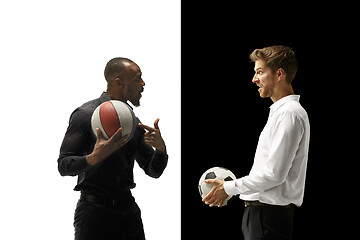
[198,167,236,207]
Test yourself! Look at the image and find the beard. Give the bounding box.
[127,87,143,107]
[129,97,141,107]
[259,84,274,98]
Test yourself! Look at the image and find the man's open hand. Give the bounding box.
[202,179,229,207]
[86,127,129,166]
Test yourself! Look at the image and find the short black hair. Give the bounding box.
[104,57,134,81]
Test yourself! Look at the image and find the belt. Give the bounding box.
[244,200,294,209]
[80,192,134,209]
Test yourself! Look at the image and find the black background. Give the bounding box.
[181,3,356,239]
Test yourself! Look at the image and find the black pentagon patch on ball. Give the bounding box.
[224,176,233,181]
[218,167,229,171]
[205,172,216,180]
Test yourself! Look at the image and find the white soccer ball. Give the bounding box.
[198,167,236,206]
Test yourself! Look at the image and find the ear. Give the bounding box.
[276,68,286,82]
[115,77,124,87]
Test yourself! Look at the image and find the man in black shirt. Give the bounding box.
[58,57,168,240]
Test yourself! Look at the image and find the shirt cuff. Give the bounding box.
[224,180,239,196]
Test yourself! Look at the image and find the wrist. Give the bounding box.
[86,150,105,166]
[156,146,166,152]
[86,141,113,165]
[86,153,97,166]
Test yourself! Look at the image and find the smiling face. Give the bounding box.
[252,60,277,98]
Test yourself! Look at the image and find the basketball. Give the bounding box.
[198,167,236,206]
[91,100,137,141]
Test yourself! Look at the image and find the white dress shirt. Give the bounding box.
[224,95,310,206]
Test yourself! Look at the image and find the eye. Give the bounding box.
[258,71,263,75]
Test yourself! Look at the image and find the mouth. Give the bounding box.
[257,85,263,92]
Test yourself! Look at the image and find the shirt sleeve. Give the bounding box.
[57,108,91,176]
[224,112,304,196]
[135,128,168,178]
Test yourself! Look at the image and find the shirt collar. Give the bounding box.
[100,92,111,103]
[99,92,134,110]
[270,95,300,112]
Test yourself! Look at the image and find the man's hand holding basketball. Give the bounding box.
[138,118,166,152]
[86,127,129,166]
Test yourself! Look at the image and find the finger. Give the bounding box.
[204,179,216,184]
[202,191,211,202]
[202,195,209,203]
[208,194,222,207]
[202,180,216,202]
[209,200,218,207]
[154,118,160,130]
[144,134,154,141]
[202,186,217,203]
[110,129,130,146]
[144,136,154,142]
[111,127,123,139]
[96,128,103,140]
[121,134,130,145]
[217,200,224,208]
[123,133,130,141]
[144,130,157,135]
[144,135,154,140]
[206,196,217,206]
[211,198,223,208]
[115,133,130,148]
[138,123,155,132]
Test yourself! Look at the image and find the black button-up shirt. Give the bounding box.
[57,92,168,198]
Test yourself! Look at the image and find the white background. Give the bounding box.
[0,1,180,239]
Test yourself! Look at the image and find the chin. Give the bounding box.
[130,99,141,107]
[259,89,270,98]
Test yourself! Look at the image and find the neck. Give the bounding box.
[106,88,126,102]
[270,84,294,103]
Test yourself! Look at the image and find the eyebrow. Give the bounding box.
[135,72,142,79]
[254,67,263,72]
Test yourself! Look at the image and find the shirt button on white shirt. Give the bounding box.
[224,95,310,206]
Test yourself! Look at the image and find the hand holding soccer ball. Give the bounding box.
[202,179,229,207]
[198,167,236,207]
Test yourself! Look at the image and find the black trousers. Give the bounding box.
[242,204,294,240]
[74,197,146,240]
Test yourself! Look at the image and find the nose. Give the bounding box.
[252,74,259,83]
[141,78,145,87]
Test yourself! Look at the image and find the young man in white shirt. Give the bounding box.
[203,45,310,240]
